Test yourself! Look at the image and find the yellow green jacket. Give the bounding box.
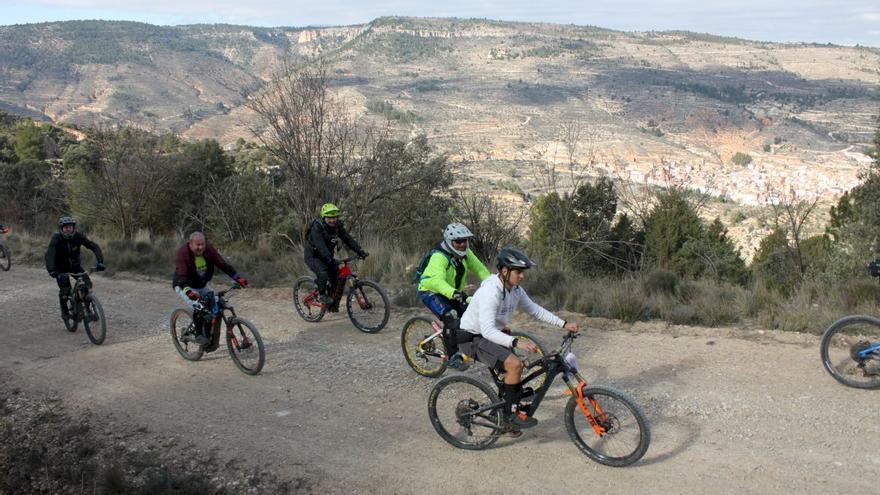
[417,247,490,298]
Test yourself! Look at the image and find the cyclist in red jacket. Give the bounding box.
[172,232,247,345]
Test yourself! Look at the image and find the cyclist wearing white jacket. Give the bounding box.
[459,247,578,429]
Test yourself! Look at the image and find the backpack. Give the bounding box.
[411,246,453,285]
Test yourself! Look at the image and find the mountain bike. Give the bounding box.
[428,333,651,467]
[820,314,880,389]
[292,257,390,333]
[60,270,106,345]
[0,226,10,271]
[401,314,546,381]
[170,284,266,375]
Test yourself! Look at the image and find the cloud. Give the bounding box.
[859,12,880,22]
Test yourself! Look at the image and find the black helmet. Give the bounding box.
[58,216,76,238]
[496,247,536,271]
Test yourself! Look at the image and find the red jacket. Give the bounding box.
[172,243,236,290]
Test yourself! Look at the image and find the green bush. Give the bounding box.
[643,269,679,296]
[690,281,742,326]
[731,152,753,166]
[603,280,647,322]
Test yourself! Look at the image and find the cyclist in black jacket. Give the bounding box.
[304,203,367,308]
[45,216,105,318]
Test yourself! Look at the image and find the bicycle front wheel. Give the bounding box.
[170,308,204,361]
[565,385,651,467]
[428,374,502,450]
[82,294,107,345]
[226,318,265,375]
[293,276,325,322]
[346,280,390,333]
[62,297,78,333]
[820,315,880,389]
[0,242,10,271]
[401,316,447,377]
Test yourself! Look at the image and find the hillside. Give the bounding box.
[1,17,878,215]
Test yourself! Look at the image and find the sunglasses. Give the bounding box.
[451,239,468,245]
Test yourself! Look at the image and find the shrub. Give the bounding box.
[666,304,698,325]
[690,281,742,326]
[643,268,679,296]
[603,280,647,322]
[838,279,880,309]
[731,152,753,166]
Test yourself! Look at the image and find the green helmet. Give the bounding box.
[320,203,341,218]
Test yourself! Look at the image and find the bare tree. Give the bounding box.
[246,62,358,232]
[762,184,820,277]
[454,192,525,263]
[534,120,594,193]
[247,62,451,241]
[71,127,174,241]
[614,157,718,226]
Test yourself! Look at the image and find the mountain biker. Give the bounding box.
[172,231,247,346]
[459,247,578,430]
[416,222,490,369]
[45,216,105,319]
[304,203,368,310]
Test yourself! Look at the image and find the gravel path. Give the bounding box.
[1,266,877,494]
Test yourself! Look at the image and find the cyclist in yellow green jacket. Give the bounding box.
[416,223,491,369]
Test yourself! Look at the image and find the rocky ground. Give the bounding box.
[1,266,878,494]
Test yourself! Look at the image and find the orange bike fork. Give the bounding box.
[571,382,608,436]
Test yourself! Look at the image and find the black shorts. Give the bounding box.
[460,335,512,370]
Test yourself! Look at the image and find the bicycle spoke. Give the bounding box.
[293,277,326,323]
[226,319,265,375]
[401,317,447,377]
[821,317,880,389]
[346,281,389,333]
[429,375,502,450]
[565,386,650,466]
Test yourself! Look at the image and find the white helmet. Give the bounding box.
[442,223,474,257]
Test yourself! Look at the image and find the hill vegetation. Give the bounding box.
[2,61,879,333]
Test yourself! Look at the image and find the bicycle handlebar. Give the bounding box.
[68,268,101,277]
[217,283,243,298]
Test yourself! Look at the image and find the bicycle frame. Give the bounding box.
[464,335,612,436]
[303,258,359,310]
[856,342,880,360]
[417,320,446,357]
[68,272,92,315]
[198,287,240,336]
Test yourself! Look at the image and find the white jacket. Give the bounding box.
[459,274,565,348]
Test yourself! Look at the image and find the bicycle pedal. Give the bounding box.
[502,426,523,438]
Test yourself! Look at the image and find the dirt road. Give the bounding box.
[1,266,877,494]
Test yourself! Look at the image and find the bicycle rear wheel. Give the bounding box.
[0,242,10,271]
[293,276,326,322]
[565,385,651,467]
[226,318,265,375]
[401,316,447,377]
[346,279,390,333]
[82,294,107,345]
[820,315,880,389]
[428,374,502,450]
[170,308,204,361]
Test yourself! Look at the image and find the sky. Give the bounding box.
[2,0,879,47]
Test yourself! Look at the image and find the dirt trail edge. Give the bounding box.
[1,266,877,494]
